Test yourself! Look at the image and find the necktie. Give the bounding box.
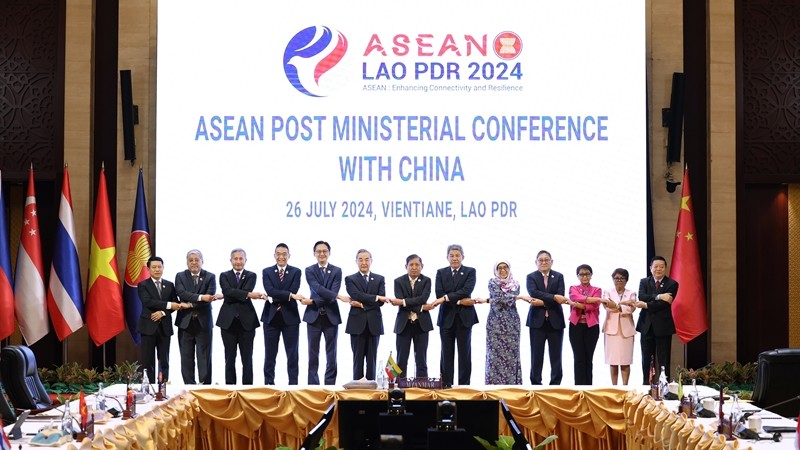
[409,278,418,322]
[193,274,199,286]
[452,269,457,281]
[542,274,549,318]
[155,280,162,295]
[363,274,369,287]
[235,272,241,282]
[320,266,327,282]
[279,268,285,282]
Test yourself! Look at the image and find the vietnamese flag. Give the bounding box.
[85,167,125,346]
[670,166,708,343]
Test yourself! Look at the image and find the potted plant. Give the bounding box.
[476,434,558,450]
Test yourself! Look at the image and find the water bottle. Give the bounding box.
[376,361,387,389]
[141,369,151,396]
[95,382,107,412]
[658,366,668,398]
[61,399,73,434]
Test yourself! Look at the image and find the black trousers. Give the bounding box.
[396,321,429,377]
[440,319,472,386]
[178,318,213,384]
[220,318,255,385]
[568,322,599,385]
[530,320,563,385]
[263,313,299,385]
[141,330,171,383]
[640,329,672,385]
[350,331,380,380]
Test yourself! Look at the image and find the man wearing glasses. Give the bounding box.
[302,241,345,385]
[526,250,568,385]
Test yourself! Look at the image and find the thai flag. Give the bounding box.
[14,166,49,345]
[46,167,85,340]
[122,168,151,344]
[0,171,15,341]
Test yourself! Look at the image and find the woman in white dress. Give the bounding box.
[602,268,637,385]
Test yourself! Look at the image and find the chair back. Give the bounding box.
[751,348,800,417]
[0,345,52,410]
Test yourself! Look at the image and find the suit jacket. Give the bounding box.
[636,276,679,337]
[304,264,343,326]
[602,288,636,337]
[344,272,385,335]
[174,269,216,330]
[525,270,566,329]
[393,274,434,333]
[435,265,478,328]
[261,264,301,326]
[137,278,178,336]
[215,269,260,331]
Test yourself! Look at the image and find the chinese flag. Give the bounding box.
[670,166,708,343]
[85,167,125,346]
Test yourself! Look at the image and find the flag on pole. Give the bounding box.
[670,166,708,343]
[47,167,85,340]
[14,166,49,345]
[0,424,11,450]
[0,171,14,340]
[122,168,151,344]
[385,352,402,381]
[85,166,125,346]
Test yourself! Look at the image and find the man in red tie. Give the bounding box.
[629,256,679,384]
[261,243,304,385]
[216,248,267,385]
[525,250,568,385]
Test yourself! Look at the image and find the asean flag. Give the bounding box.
[122,168,151,344]
[85,166,125,346]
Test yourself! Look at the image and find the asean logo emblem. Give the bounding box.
[283,26,348,97]
[493,31,522,60]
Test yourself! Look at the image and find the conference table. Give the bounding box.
[3,383,796,450]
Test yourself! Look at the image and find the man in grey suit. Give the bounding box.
[434,244,477,387]
[174,249,222,385]
[526,250,568,385]
[343,249,386,380]
[387,254,435,378]
[302,241,344,385]
[138,256,186,383]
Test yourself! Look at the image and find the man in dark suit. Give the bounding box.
[138,256,185,383]
[261,243,304,385]
[343,249,386,380]
[174,249,222,385]
[632,255,679,384]
[216,248,267,385]
[388,254,435,377]
[433,244,477,387]
[526,250,568,385]
[302,241,344,385]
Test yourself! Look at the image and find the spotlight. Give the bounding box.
[387,388,405,415]
[436,401,457,431]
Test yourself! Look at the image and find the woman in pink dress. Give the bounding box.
[565,264,606,385]
[601,268,636,385]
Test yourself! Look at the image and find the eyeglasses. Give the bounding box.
[578,273,592,277]
[613,277,627,281]
[315,250,329,254]
[537,259,552,263]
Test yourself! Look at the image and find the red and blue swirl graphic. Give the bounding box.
[283,26,348,97]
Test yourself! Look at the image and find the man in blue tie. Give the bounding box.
[302,241,344,385]
[343,249,387,380]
